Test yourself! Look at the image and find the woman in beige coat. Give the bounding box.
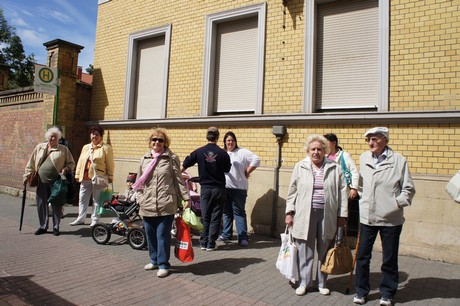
[285,134,348,296]
[133,128,190,278]
[70,126,114,227]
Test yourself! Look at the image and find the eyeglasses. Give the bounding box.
[365,137,383,143]
[151,138,165,143]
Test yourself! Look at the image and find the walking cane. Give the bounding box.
[345,223,360,294]
[19,184,27,231]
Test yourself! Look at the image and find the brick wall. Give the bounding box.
[0,89,47,189]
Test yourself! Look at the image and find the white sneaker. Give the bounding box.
[353,295,366,304]
[90,221,97,227]
[69,220,84,226]
[144,263,158,270]
[157,269,169,278]
[318,287,330,295]
[295,286,306,296]
[379,297,392,306]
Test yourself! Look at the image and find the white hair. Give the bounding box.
[45,127,62,141]
[304,134,331,155]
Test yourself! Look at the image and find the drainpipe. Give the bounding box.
[271,126,287,237]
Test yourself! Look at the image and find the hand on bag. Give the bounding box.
[23,177,28,186]
[183,200,191,209]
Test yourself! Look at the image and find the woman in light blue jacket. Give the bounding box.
[285,134,348,296]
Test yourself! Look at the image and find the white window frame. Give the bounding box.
[202,3,266,116]
[303,0,389,113]
[124,25,171,119]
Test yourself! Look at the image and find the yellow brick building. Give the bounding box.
[93,0,460,263]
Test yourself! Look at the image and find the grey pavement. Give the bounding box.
[0,192,459,306]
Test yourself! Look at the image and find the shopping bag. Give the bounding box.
[96,185,114,215]
[446,170,460,204]
[321,226,353,275]
[48,174,68,207]
[182,207,204,233]
[174,216,194,263]
[275,226,299,282]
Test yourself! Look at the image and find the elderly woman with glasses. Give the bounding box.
[285,134,348,296]
[23,126,75,236]
[133,128,190,278]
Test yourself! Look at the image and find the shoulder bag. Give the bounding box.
[29,150,51,187]
[321,225,353,275]
[89,147,109,189]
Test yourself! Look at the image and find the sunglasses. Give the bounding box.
[151,138,165,143]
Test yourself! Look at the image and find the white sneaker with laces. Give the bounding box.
[295,286,306,296]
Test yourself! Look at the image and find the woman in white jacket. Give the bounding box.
[285,134,348,296]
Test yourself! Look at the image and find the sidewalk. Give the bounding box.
[0,192,459,305]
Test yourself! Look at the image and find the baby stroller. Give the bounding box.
[171,172,201,236]
[91,196,147,250]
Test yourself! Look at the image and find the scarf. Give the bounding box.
[132,149,164,191]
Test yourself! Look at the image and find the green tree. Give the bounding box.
[0,8,36,89]
[86,64,93,75]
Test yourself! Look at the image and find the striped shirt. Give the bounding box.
[311,164,325,209]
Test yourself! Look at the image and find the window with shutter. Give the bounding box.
[304,0,389,112]
[202,3,266,116]
[124,25,171,119]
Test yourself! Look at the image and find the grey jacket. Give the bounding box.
[285,157,348,240]
[137,148,190,217]
[358,147,416,226]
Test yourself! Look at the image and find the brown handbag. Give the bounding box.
[321,225,353,275]
[28,150,51,187]
[28,172,39,187]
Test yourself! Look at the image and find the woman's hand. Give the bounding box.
[285,213,294,226]
[349,188,358,199]
[183,200,191,209]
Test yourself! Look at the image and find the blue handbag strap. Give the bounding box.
[339,152,352,186]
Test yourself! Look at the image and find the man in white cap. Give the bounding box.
[354,127,416,306]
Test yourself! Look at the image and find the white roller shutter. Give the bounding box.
[135,36,165,119]
[316,0,379,109]
[213,16,258,113]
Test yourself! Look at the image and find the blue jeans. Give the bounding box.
[200,185,226,249]
[143,215,174,270]
[222,188,248,242]
[355,223,403,299]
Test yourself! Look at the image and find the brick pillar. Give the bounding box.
[43,39,86,157]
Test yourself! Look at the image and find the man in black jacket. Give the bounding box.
[182,127,231,251]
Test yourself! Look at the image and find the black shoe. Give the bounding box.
[53,229,60,236]
[34,228,47,235]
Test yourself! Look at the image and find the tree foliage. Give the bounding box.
[86,64,93,75]
[0,8,36,89]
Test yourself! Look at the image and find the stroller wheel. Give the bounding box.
[128,228,147,250]
[92,224,111,244]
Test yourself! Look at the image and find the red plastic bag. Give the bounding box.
[174,216,194,262]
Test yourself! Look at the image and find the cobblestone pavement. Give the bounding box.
[0,193,459,305]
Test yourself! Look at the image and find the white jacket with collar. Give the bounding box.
[358,147,415,226]
[285,157,348,240]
